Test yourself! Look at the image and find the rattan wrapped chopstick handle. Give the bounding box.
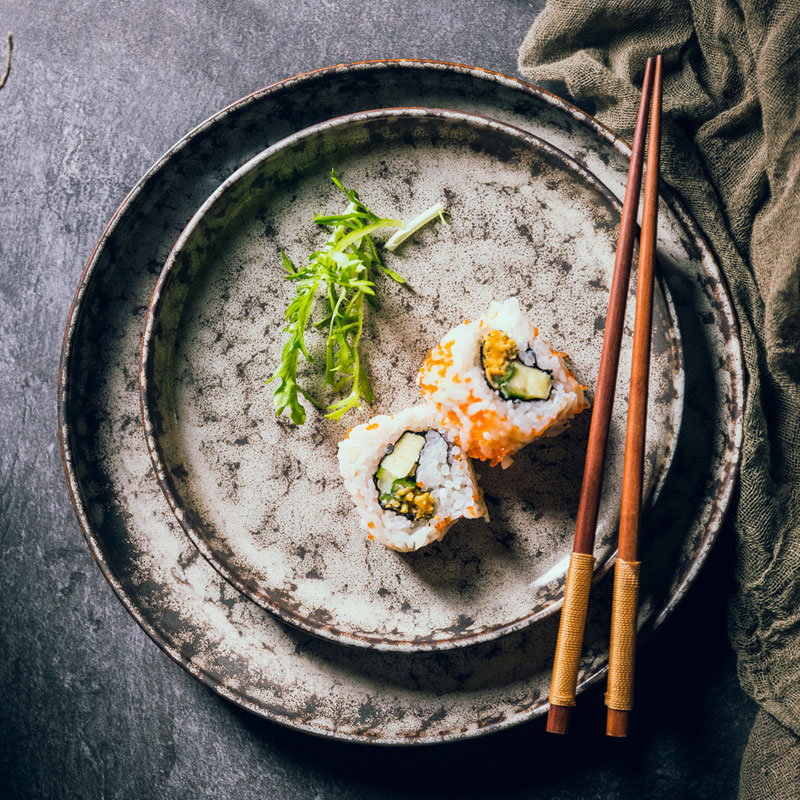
[549,552,596,708]
[605,558,641,711]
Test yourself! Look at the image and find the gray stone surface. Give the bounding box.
[0,1,755,798]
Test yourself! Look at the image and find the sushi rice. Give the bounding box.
[338,405,487,551]
[418,297,588,467]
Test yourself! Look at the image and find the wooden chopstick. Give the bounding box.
[605,53,663,738]
[546,57,656,736]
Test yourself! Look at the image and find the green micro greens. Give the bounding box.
[268,170,446,425]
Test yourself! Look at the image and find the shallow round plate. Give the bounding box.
[140,107,683,651]
[59,60,741,743]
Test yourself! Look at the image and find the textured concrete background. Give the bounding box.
[0,1,755,797]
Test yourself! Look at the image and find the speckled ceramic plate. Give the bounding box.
[139,107,683,651]
[60,60,742,742]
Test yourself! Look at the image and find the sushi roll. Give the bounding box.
[418,297,587,467]
[338,405,487,552]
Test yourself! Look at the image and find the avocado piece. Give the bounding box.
[391,477,418,495]
[376,471,419,497]
[501,362,552,400]
[378,432,426,481]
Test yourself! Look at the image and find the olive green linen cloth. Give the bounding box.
[520,1,800,796]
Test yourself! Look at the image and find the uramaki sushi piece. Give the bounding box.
[338,405,487,551]
[418,298,587,467]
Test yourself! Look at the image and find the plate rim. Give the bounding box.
[58,58,744,743]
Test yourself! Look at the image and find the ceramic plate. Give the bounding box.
[139,107,683,651]
[59,61,742,743]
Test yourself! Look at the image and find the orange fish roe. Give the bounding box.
[420,339,455,378]
[419,379,438,395]
[368,522,374,528]
[464,407,501,441]
[366,423,378,431]
[457,390,483,417]
[367,533,375,541]
[435,516,452,532]
[467,505,477,515]
[463,409,527,465]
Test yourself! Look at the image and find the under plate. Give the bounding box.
[59,60,742,743]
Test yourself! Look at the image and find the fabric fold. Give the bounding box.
[520,2,800,796]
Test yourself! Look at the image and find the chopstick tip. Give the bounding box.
[606,708,630,737]
[546,704,572,735]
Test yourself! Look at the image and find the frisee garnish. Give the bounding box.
[267,170,446,424]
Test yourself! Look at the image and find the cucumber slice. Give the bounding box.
[378,432,426,480]
[375,467,395,495]
[502,363,551,400]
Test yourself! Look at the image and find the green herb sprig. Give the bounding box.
[268,170,445,424]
